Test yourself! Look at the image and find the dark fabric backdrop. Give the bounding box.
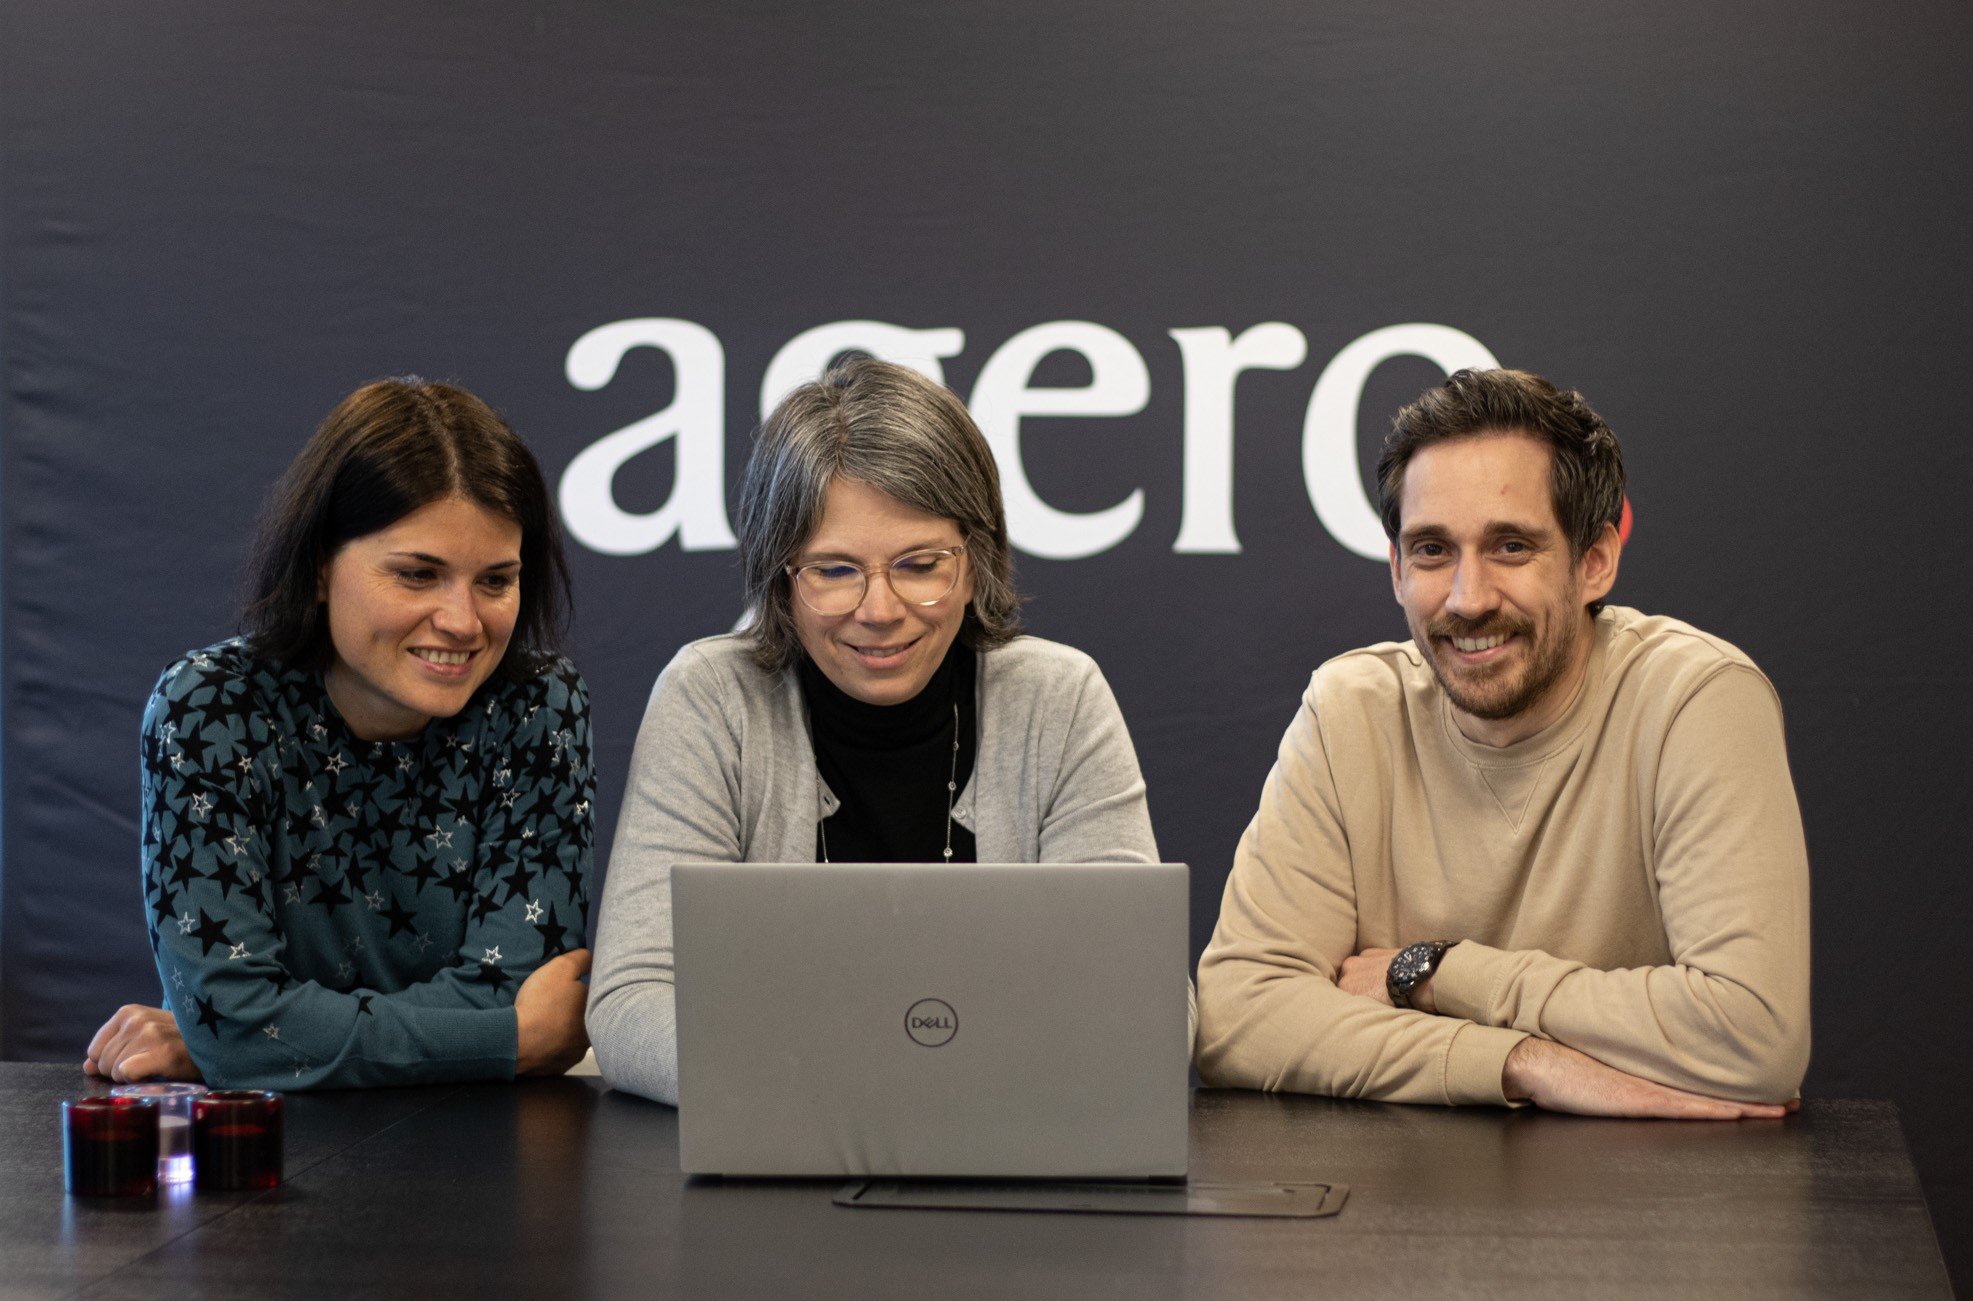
[3,1,1967,1284]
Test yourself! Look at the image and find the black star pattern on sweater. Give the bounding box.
[441,864,480,905]
[309,875,353,914]
[534,905,574,958]
[150,887,178,931]
[208,856,247,900]
[379,895,420,938]
[401,854,443,894]
[140,641,593,1091]
[188,908,232,957]
[163,848,208,895]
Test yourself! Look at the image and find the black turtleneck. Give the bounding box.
[798,643,978,864]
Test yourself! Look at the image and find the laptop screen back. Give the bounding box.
[673,861,1190,1178]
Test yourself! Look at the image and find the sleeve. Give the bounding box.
[385,662,595,1010]
[1035,657,1195,1043]
[1193,679,1529,1106]
[1036,658,1161,865]
[585,645,742,1106]
[1427,667,1811,1102]
[143,658,591,1091]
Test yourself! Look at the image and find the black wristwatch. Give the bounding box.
[1387,940,1452,1009]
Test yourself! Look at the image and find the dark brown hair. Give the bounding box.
[242,378,572,680]
[1378,367,1626,557]
[736,356,1022,673]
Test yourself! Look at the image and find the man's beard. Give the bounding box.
[1418,611,1575,723]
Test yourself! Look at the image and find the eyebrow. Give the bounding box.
[795,539,955,564]
[1398,519,1554,546]
[385,551,522,569]
[1397,524,1452,547]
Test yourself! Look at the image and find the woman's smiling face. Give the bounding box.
[318,495,523,740]
[789,476,973,707]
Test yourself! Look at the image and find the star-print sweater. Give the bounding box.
[141,639,593,1089]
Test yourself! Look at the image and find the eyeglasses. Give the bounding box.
[787,546,968,616]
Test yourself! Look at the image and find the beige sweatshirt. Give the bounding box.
[1195,607,1811,1106]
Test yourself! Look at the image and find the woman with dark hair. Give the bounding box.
[585,357,1162,1106]
[84,379,595,1089]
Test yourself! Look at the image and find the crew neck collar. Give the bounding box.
[305,663,431,752]
[1438,610,1613,768]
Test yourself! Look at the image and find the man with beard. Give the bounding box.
[1195,369,1809,1116]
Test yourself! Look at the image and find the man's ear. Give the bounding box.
[1579,521,1621,604]
[1389,542,1404,606]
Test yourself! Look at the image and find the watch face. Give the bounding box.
[1392,941,1443,994]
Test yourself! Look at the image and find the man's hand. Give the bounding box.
[1504,1037,1792,1119]
[84,1005,204,1084]
[1339,947,1436,1013]
[515,948,592,1076]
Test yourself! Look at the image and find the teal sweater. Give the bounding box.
[142,640,593,1089]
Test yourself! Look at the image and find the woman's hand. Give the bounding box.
[85,1005,204,1083]
[515,948,593,1075]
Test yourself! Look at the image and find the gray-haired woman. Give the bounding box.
[585,357,1161,1105]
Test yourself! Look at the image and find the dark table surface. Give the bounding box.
[0,1063,1949,1299]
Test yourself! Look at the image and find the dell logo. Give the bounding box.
[905,998,958,1048]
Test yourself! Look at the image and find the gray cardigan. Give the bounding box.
[586,633,1162,1105]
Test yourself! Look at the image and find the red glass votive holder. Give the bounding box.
[192,1090,284,1190]
[63,1096,161,1197]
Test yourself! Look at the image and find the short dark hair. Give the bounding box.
[242,378,572,682]
[736,356,1022,673]
[1378,367,1626,558]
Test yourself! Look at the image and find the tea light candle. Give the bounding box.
[63,1096,161,1197]
[112,1082,207,1184]
[192,1090,284,1191]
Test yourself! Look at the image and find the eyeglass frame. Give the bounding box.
[784,544,970,615]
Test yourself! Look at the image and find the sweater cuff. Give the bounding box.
[412,1005,521,1084]
[1443,1021,1529,1106]
[1431,939,1509,1026]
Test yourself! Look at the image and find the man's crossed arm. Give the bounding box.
[1338,948,1791,1119]
[1195,669,1809,1119]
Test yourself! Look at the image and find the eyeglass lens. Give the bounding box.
[795,550,961,614]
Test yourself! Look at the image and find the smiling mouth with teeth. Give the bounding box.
[1450,634,1510,653]
[413,649,475,666]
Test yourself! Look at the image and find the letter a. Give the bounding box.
[560,318,736,555]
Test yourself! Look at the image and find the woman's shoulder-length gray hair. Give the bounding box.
[736,356,1023,674]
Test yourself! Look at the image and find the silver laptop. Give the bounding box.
[672,861,1190,1178]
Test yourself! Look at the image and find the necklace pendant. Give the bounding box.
[942,848,953,861]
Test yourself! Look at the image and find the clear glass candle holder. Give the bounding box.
[112,1082,208,1184]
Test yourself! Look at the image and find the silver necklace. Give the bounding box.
[818,701,961,864]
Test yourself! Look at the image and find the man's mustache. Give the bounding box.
[1425,614,1532,641]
